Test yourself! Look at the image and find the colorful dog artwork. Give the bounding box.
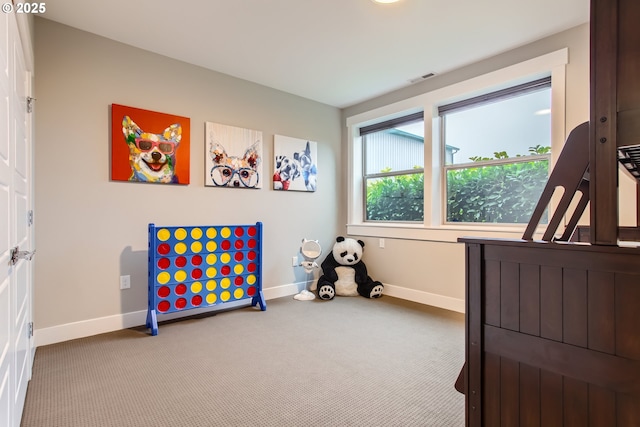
[205,121,263,189]
[111,104,190,184]
[273,135,318,192]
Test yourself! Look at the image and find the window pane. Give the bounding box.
[444,88,551,165]
[366,173,424,221]
[446,160,549,223]
[364,124,424,175]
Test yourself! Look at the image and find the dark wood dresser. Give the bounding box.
[456,0,640,425]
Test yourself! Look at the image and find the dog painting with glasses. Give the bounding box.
[205,121,263,189]
[122,116,182,183]
[111,104,191,185]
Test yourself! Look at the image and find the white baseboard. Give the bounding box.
[381,284,465,314]
[34,281,463,347]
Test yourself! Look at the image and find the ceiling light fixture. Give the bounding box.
[371,0,401,4]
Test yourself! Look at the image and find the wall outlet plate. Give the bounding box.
[120,275,131,289]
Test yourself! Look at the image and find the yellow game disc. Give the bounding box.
[157,229,171,242]
[206,267,217,278]
[174,242,187,254]
[220,290,231,302]
[234,264,244,275]
[174,228,187,241]
[191,241,203,253]
[191,228,203,240]
[191,281,203,294]
[206,293,217,304]
[221,278,231,289]
[206,280,217,291]
[157,271,170,285]
[220,253,231,264]
[221,227,231,238]
[247,274,256,285]
[206,227,217,239]
[206,241,217,252]
[174,270,187,282]
[234,288,244,299]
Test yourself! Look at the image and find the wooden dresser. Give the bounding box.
[456,0,640,425]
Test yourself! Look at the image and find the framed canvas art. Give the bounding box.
[205,121,263,189]
[273,135,318,192]
[111,104,190,184]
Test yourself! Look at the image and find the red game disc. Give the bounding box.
[248,226,257,236]
[157,243,171,255]
[157,286,170,298]
[158,300,170,312]
[175,256,187,268]
[235,240,244,250]
[157,258,170,270]
[175,284,187,295]
[234,276,243,286]
[192,269,203,279]
[234,252,244,262]
[221,240,231,251]
[221,265,231,276]
[191,295,202,306]
[235,227,244,237]
[247,286,256,296]
[191,255,203,266]
[248,263,257,273]
[175,298,187,309]
[248,239,257,249]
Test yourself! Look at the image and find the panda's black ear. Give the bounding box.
[336,236,345,243]
[358,240,365,248]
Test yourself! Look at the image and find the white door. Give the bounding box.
[0,11,34,427]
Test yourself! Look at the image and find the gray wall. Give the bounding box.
[33,18,343,343]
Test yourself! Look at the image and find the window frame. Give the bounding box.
[439,77,553,225]
[346,49,568,242]
[361,112,425,223]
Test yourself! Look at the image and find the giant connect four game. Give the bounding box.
[146,222,266,335]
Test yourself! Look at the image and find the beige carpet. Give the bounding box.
[21,295,465,427]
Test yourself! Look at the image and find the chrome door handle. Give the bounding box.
[9,246,36,266]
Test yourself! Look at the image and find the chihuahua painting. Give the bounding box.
[205,121,263,188]
[209,141,261,188]
[122,116,182,183]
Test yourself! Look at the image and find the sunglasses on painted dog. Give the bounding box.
[134,138,176,154]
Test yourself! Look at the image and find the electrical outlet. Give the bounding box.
[379,238,385,248]
[292,256,298,267]
[119,275,131,290]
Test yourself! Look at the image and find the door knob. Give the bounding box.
[9,246,36,266]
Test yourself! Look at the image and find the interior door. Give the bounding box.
[0,11,34,427]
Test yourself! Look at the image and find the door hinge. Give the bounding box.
[26,96,35,113]
[27,210,33,226]
[27,322,33,339]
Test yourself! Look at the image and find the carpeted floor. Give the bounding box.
[21,295,465,427]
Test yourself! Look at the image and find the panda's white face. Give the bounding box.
[332,238,364,266]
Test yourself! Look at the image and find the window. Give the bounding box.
[441,77,551,224]
[361,112,425,222]
[346,49,568,242]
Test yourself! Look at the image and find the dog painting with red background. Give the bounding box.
[111,104,190,184]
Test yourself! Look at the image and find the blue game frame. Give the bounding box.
[146,222,266,335]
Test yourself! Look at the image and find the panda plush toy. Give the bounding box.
[316,236,384,300]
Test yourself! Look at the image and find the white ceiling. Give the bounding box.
[42,0,589,108]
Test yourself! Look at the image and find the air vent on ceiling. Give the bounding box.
[409,72,436,84]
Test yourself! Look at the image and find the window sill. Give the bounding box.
[347,223,531,243]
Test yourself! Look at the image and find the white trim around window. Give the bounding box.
[346,48,568,243]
